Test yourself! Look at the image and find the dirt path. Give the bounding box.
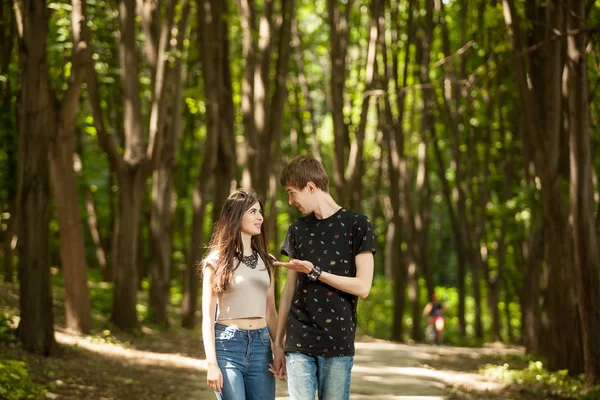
[6,329,520,400]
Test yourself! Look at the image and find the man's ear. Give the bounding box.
[306,182,317,194]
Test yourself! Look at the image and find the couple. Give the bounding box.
[201,156,376,400]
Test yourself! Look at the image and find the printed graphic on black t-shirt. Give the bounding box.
[280,208,376,357]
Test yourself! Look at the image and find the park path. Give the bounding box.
[275,341,514,400]
[49,330,518,399]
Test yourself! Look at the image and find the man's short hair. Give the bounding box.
[280,156,329,192]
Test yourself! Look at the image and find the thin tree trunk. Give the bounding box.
[84,186,108,273]
[13,0,56,354]
[520,225,543,351]
[182,0,235,328]
[291,19,321,161]
[327,0,351,200]
[237,0,257,190]
[148,0,190,327]
[104,0,153,330]
[47,0,92,335]
[2,196,17,283]
[566,0,600,386]
[415,0,435,300]
[0,0,16,283]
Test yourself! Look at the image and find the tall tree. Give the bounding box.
[327,0,373,210]
[47,0,92,334]
[502,0,583,372]
[0,0,17,283]
[565,0,600,387]
[148,0,191,327]
[13,0,56,354]
[379,0,414,341]
[236,0,294,201]
[182,0,237,328]
[84,0,188,330]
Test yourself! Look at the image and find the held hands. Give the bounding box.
[207,362,223,392]
[273,259,313,275]
[268,346,287,381]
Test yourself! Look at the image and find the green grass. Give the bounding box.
[481,360,600,399]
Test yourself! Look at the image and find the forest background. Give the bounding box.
[1,0,600,397]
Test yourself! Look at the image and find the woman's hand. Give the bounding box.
[207,362,223,392]
[269,346,287,381]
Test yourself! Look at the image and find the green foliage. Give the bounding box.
[357,277,392,337]
[481,360,588,399]
[0,358,46,400]
[0,313,16,342]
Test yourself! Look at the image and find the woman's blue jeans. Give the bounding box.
[285,352,354,400]
[214,323,275,400]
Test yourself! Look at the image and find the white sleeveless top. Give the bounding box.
[206,253,270,320]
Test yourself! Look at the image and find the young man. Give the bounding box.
[272,156,375,400]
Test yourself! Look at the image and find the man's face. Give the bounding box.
[285,185,314,214]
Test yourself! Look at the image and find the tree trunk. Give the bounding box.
[415,0,435,300]
[182,0,236,328]
[503,0,583,373]
[1,0,17,283]
[327,0,351,201]
[566,0,600,386]
[291,19,321,161]
[520,225,543,352]
[236,0,258,191]
[2,196,17,283]
[49,123,91,334]
[83,186,108,275]
[148,0,190,327]
[106,0,152,330]
[14,0,56,354]
[46,0,92,334]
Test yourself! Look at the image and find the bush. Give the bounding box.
[481,360,587,398]
[0,313,16,342]
[0,358,46,400]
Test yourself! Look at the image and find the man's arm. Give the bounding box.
[275,251,374,298]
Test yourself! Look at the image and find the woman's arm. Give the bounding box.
[275,269,296,349]
[266,276,278,341]
[269,269,297,379]
[201,265,222,391]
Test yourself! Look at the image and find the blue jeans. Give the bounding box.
[285,352,354,400]
[214,323,275,400]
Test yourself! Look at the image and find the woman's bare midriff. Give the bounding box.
[217,317,267,330]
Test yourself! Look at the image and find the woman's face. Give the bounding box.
[240,201,264,237]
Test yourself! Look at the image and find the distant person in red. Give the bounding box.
[423,293,445,344]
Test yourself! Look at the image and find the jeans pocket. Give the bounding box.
[215,326,235,343]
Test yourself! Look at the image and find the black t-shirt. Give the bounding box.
[280,208,376,356]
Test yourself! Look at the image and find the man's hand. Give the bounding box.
[273,259,313,275]
[269,346,287,380]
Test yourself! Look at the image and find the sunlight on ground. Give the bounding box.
[55,331,208,371]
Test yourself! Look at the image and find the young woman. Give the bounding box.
[201,189,278,400]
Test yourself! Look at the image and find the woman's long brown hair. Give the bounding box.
[200,189,273,293]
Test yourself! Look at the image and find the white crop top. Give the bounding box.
[207,254,270,320]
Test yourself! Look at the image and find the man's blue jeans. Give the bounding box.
[214,323,275,400]
[285,352,354,400]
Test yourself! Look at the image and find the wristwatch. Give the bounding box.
[307,264,322,281]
